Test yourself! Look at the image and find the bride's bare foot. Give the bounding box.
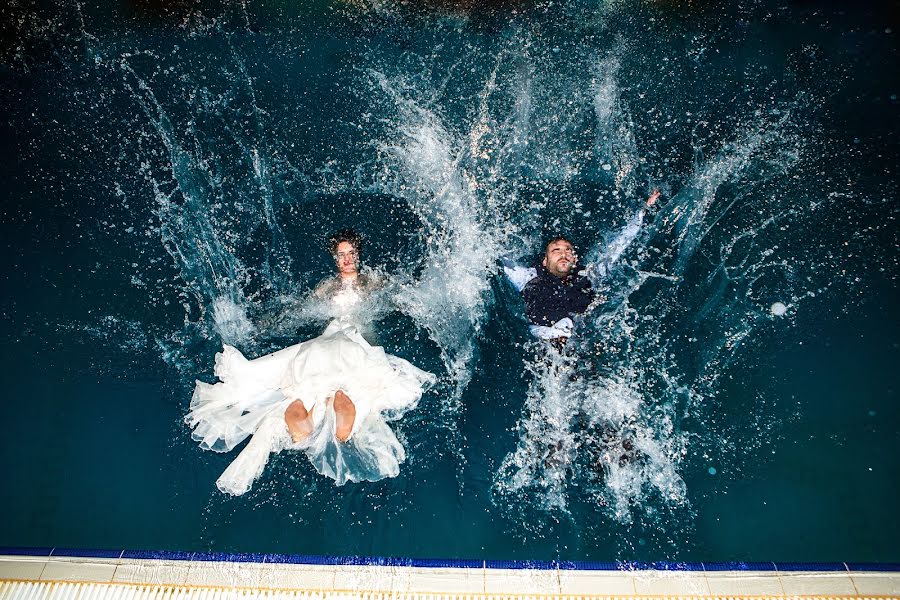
[333,390,356,443]
[285,399,314,442]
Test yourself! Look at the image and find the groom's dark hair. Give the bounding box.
[328,229,364,255]
[544,234,575,254]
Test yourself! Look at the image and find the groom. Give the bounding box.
[506,190,660,345]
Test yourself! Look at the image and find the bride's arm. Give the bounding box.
[362,271,386,292]
[314,277,338,299]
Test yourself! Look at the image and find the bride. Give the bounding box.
[186,230,436,495]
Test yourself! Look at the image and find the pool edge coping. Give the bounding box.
[2,551,900,597]
[1,547,898,572]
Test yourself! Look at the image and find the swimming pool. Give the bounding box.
[0,0,897,562]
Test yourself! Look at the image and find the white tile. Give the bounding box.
[557,570,636,595]
[112,562,191,585]
[40,561,117,582]
[183,562,275,588]
[850,573,900,595]
[0,559,47,580]
[482,568,560,594]
[632,571,710,595]
[705,573,784,596]
[778,572,857,595]
[392,566,484,593]
[330,565,395,593]
[47,556,120,565]
[250,564,336,590]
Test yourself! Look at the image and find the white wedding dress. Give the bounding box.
[186,288,435,495]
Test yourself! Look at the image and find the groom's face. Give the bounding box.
[543,239,577,278]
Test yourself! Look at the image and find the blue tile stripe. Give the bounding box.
[847,562,900,572]
[0,547,53,557]
[51,548,123,559]
[121,550,195,561]
[410,557,482,568]
[618,561,702,571]
[773,562,849,572]
[0,547,898,572]
[701,562,777,571]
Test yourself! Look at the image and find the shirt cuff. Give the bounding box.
[502,261,537,292]
[528,317,574,340]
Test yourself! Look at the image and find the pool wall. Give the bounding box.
[1,549,898,597]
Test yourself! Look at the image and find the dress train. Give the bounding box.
[187,319,435,494]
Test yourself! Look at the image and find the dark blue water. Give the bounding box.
[1,0,898,561]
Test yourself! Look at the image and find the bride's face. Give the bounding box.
[334,241,359,277]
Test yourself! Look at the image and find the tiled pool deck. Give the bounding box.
[0,550,898,598]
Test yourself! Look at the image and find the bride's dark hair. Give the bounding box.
[328,229,364,255]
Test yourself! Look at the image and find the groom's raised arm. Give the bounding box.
[588,190,659,280]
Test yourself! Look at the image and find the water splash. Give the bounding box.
[494,341,689,525]
[493,349,581,515]
[372,71,502,406]
[118,57,251,325]
[211,295,256,346]
[591,54,639,195]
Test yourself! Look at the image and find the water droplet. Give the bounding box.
[770,302,787,316]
